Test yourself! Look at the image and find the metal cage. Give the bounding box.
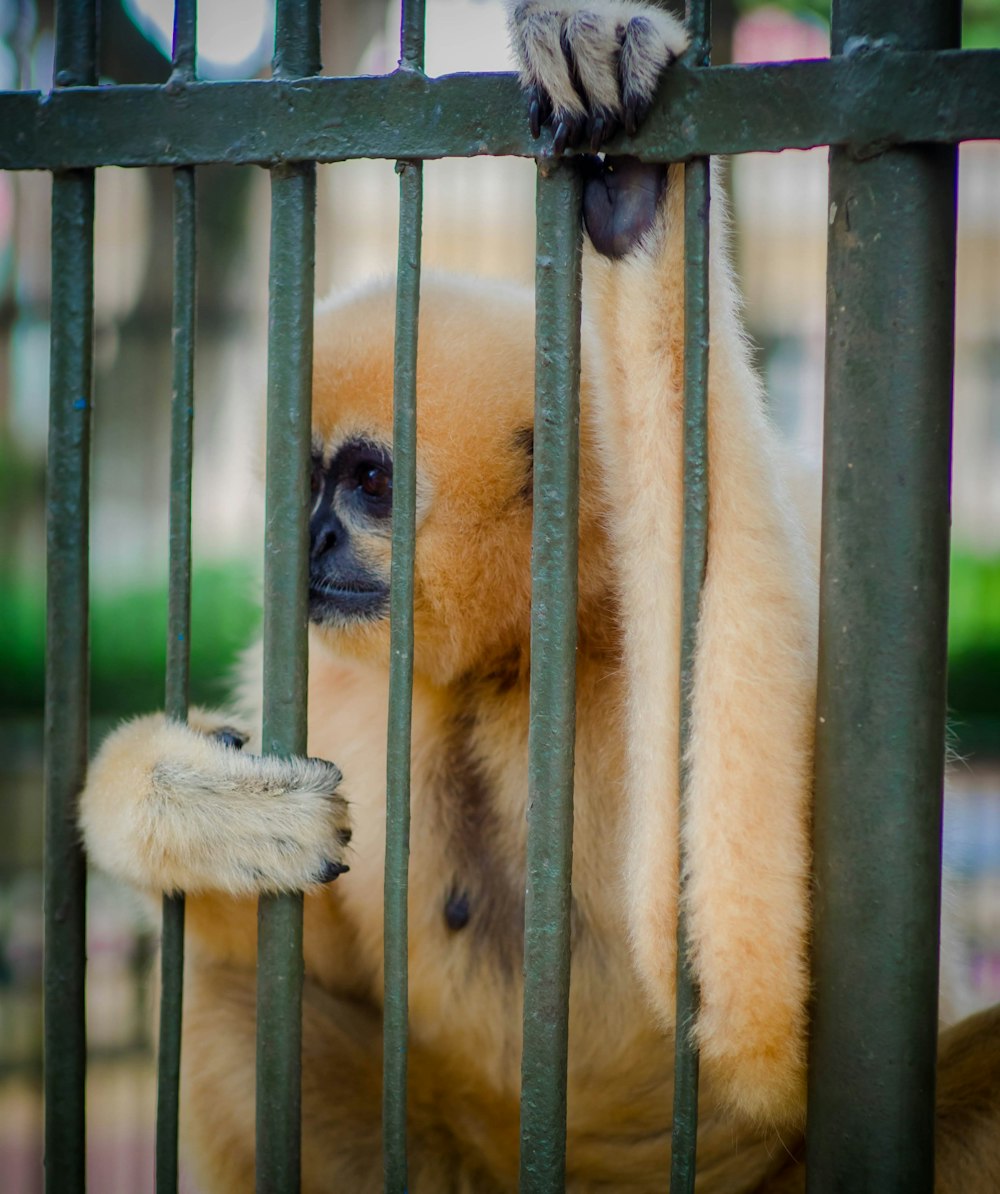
[3,0,1000,1190]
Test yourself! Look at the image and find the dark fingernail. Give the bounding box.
[529,97,541,138]
[589,116,605,153]
[214,727,247,751]
[318,859,350,884]
[628,98,651,137]
[552,120,569,156]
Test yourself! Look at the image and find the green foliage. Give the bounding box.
[0,562,260,718]
[949,551,1000,655]
[0,436,45,514]
[963,1,1000,49]
[948,552,1000,756]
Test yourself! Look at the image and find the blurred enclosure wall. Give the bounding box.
[1,2,999,1191]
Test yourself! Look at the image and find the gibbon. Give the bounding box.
[79,2,1000,1191]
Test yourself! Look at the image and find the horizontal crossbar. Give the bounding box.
[2,47,999,171]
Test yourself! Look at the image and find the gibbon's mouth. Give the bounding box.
[308,579,389,623]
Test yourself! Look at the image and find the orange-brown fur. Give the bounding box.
[79,3,1000,1189]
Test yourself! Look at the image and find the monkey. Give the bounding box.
[78,3,1000,1191]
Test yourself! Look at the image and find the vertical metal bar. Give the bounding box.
[45,172,94,1194]
[256,165,316,1194]
[384,13,425,1189]
[670,3,711,1191]
[518,155,583,1194]
[807,0,960,1188]
[51,0,97,89]
[382,155,423,1194]
[399,0,425,71]
[255,3,319,1192]
[157,7,198,1190]
[44,3,97,1191]
[170,0,196,82]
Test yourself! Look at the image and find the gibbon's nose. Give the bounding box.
[309,507,345,563]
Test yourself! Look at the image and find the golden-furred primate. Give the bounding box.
[79,2,1000,1191]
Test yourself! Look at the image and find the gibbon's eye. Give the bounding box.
[310,456,323,500]
[329,438,393,520]
[358,463,390,501]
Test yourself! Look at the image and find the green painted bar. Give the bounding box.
[670,150,711,1194]
[157,157,197,1194]
[806,0,959,1188]
[3,50,1000,172]
[383,155,423,1194]
[399,0,425,71]
[272,0,321,80]
[52,0,97,89]
[44,166,94,1194]
[518,157,582,1194]
[383,15,424,1189]
[159,8,198,1180]
[43,4,96,1191]
[256,155,317,1194]
[158,19,198,1188]
[170,0,197,83]
[255,7,320,1193]
[670,4,711,1189]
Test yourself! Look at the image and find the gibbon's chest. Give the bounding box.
[310,659,655,1099]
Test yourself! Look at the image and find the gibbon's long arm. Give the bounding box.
[508,1,817,1126]
[591,177,817,1126]
[79,712,350,896]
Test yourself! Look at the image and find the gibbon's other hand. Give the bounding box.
[507,2,688,258]
[507,1,689,153]
[79,713,351,897]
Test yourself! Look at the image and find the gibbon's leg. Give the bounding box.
[507,1,816,1125]
[180,959,382,1194]
[79,710,351,896]
[933,1001,1000,1193]
[181,959,508,1194]
[750,1001,1000,1192]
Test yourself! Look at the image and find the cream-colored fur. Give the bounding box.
[77,3,1000,1190]
[584,164,815,1125]
[510,1,686,126]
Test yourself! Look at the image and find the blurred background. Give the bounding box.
[1,1,999,1189]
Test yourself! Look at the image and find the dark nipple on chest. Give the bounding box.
[444,888,471,931]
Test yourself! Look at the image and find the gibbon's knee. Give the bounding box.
[182,962,385,1194]
[183,960,506,1194]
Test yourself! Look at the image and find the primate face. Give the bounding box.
[305,278,550,683]
[308,435,393,625]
